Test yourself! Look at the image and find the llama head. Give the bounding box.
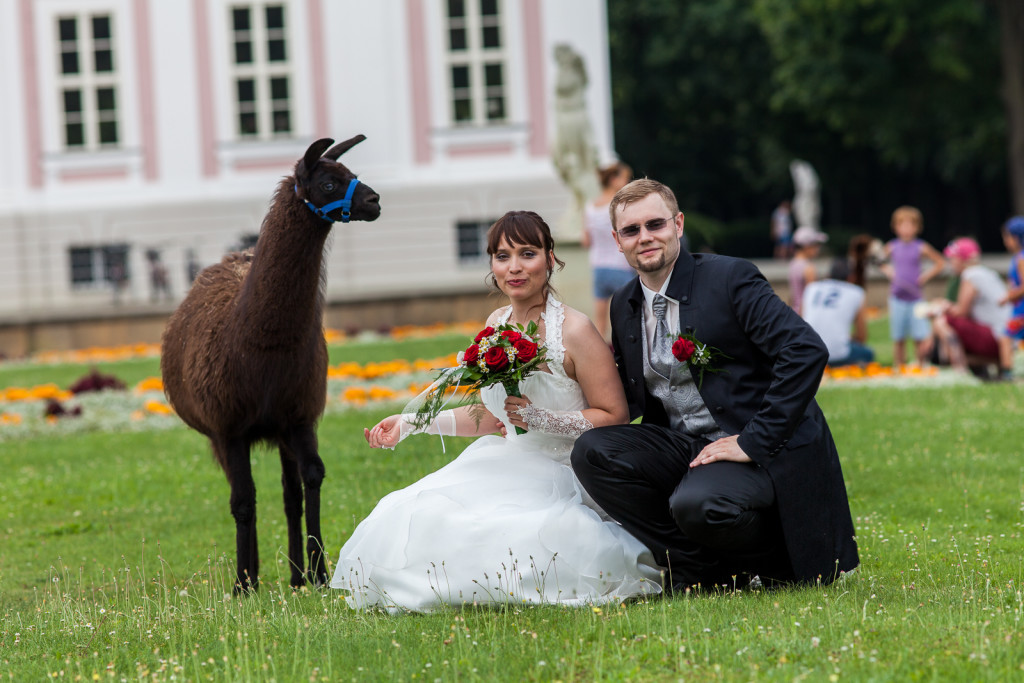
[294,135,381,223]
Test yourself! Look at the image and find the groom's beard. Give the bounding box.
[633,238,682,274]
[635,252,668,273]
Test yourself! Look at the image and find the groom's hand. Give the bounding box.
[690,435,751,468]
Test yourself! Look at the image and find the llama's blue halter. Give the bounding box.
[295,178,361,223]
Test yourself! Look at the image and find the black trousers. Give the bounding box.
[571,424,793,588]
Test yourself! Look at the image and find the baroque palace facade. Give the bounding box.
[0,0,614,348]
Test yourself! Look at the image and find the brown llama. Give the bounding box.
[161,136,381,592]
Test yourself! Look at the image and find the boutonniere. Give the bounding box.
[670,330,730,388]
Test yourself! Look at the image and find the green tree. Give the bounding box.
[607,0,787,239]
[754,0,1005,184]
[996,0,1024,213]
[607,0,1013,253]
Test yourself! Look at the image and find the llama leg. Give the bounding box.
[283,427,328,586]
[279,449,306,588]
[221,438,259,593]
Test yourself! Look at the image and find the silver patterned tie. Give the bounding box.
[651,294,673,377]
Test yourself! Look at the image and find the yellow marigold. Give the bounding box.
[865,362,889,377]
[144,400,175,415]
[361,360,411,379]
[329,362,364,379]
[324,328,346,344]
[2,387,30,402]
[829,367,851,381]
[407,381,432,394]
[0,412,22,425]
[135,377,165,393]
[29,383,65,400]
[342,386,370,402]
[368,386,397,400]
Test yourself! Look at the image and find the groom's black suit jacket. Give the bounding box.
[609,249,859,583]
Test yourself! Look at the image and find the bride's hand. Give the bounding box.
[504,394,532,431]
[365,414,402,449]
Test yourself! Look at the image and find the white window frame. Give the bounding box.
[444,0,509,127]
[68,243,131,289]
[228,2,293,141]
[455,218,498,265]
[55,11,121,151]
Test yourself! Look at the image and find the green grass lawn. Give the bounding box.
[2,332,1023,681]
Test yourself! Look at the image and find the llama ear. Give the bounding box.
[301,138,335,174]
[323,134,366,160]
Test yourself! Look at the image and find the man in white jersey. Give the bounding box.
[801,259,875,366]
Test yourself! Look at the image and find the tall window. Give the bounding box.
[230,4,292,139]
[56,14,120,149]
[445,0,507,126]
[68,244,130,287]
[456,219,497,263]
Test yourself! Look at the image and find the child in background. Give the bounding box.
[788,225,828,315]
[882,206,946,367]
[999,216,1024,341]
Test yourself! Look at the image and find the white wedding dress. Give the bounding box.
[330,296,663,612]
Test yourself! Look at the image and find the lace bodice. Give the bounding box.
[480,296,587,458]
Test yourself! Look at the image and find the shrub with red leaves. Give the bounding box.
[45,399,82,418]
[69,369,126,394]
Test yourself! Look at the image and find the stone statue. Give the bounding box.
[789,159,821,230]
[552,44,600,233]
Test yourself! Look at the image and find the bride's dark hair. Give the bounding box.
[485,211,566,297]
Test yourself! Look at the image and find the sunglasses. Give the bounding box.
[617,217,673,239]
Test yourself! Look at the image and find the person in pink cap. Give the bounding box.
[932,237,1014,381]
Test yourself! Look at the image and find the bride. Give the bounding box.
[331,210,663,611]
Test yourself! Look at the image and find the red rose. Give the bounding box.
[462,344,480,365]
[500,329,523,343]
[483,345,510,371]
[513,338,538,362]
[672,337,696,362]
[474,326,495,342]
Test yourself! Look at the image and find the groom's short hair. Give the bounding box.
[609,179,680,229]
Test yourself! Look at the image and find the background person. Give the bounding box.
[932,237,1014,381]
[999,216,1024,341]
[881,206,946,367]
[801,258,875,367]
[582,161,635,340]
[771,200,794,260]
[788,225,828,314]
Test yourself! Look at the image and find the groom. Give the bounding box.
[570,179,859,590]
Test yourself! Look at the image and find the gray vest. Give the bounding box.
[641,318,728,440]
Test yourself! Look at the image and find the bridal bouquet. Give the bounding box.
[408,321,548,434]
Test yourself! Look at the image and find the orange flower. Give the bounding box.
[341,386,370,403]
[144,400,175,415]
[134,377,165,393]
